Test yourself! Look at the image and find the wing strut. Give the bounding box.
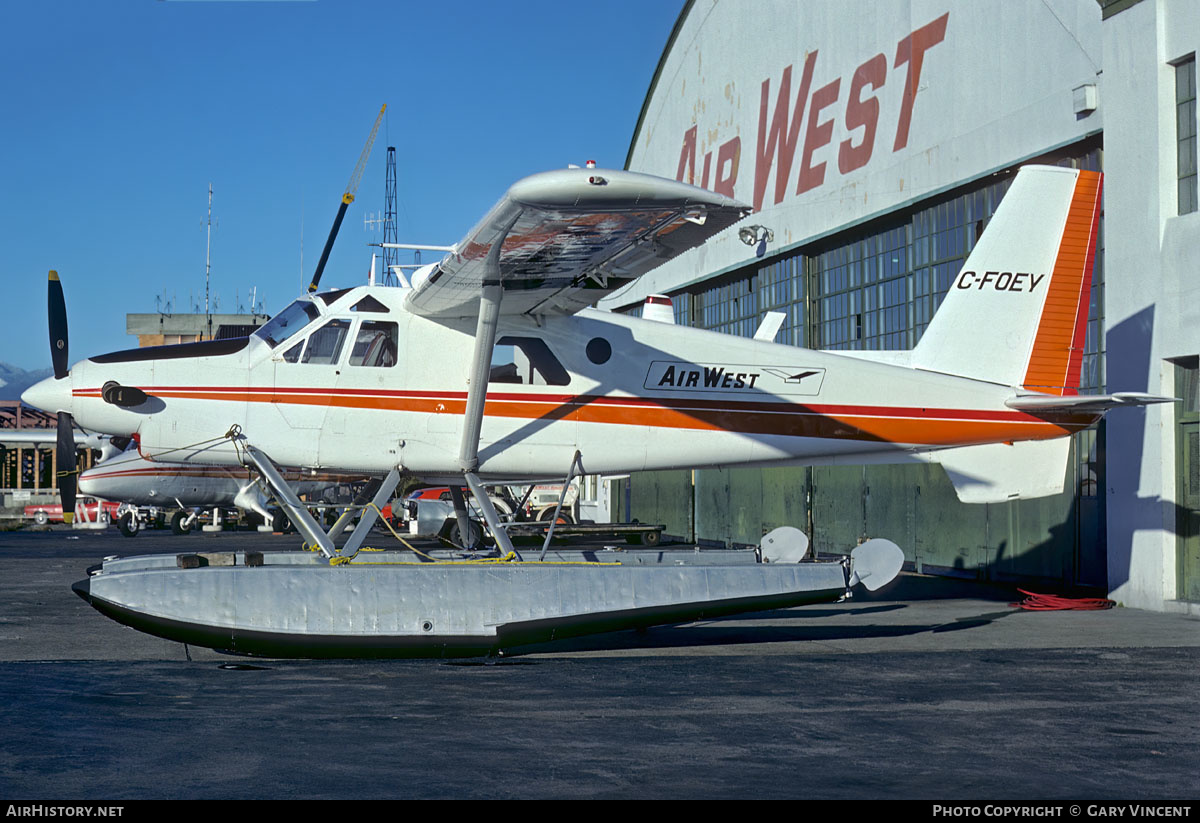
[459,279,503,474]
[456,225,520,557]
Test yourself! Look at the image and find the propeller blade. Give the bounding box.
[56,412,77,525]
[47,270,69,381]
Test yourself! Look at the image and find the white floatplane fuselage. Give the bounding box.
[27,290,1098,485]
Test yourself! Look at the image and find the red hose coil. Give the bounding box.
[1010,589,1115,610]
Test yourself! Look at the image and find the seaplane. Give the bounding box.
[23,163,1169,657]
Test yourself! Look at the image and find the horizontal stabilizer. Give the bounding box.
[931,438,1072,504]
[1005,392,1176,412]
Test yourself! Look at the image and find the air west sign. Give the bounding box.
[673,12,949,211]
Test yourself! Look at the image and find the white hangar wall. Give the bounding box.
[602,0,1200,611]
[615,0,1103,303]
[1102,0,1200,613]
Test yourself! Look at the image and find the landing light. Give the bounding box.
[738,225,774,246]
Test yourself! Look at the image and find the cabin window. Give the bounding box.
[351,295,390,313]
[489,336,570,385]
[349,321,398,367]
[314,288,355,306]
[301,319,351,365]
[586,337,612,364]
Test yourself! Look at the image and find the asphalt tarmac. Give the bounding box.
[1,527,1197,800]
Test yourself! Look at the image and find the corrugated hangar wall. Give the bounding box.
[609,0,1110,587]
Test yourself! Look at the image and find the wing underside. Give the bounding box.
[404,168,750,319]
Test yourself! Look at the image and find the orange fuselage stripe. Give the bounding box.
[78,387,1098,448]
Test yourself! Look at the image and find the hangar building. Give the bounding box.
[601,0,1200,613]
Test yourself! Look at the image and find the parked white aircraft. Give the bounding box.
[76,445,366,535]
[23,164,1169,657]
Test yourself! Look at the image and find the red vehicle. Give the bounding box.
[24,496,121,526]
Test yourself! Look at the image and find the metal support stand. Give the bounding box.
[465,472,519,558]
[202,506,222,532]
[539,450,584,560]
[338,469,401,559]
[241,444,337,558]
[241,442,402,561]
[447,485,477,550]
[325,476,384,541]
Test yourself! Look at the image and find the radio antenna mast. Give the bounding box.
[205,183,213,340]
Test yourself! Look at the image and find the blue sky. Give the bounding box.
[0,0,684,371]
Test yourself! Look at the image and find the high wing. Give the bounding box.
[404,168,750,319]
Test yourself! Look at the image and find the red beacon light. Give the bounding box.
[585,161,607,186]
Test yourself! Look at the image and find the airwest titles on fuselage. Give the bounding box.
[658,364,760,390]
[644,361,825,396]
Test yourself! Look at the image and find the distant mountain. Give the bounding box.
[0,362,53,402]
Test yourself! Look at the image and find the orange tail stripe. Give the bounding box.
[1022,170,1102,395]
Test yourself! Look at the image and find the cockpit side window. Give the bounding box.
[301,319,351,365]
[255,300,320,349]
[349,321,398,367]
[282,340,304,363]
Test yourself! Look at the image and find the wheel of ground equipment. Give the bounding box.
[170,510,192,535]
[118,512,140,538]
[271,510,291,533]
[34,510,48,526]
[490,496,514,518]
[537,508,574,525]
[442,517,484,550]
[639,529,661,547]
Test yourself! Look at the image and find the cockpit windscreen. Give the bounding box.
[255,300,321,348]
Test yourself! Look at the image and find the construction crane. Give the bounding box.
[307,104,387,294]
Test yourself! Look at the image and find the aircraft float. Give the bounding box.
[23,163,1169,657]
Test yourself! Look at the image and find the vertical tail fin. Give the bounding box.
[912,165,1102,393]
